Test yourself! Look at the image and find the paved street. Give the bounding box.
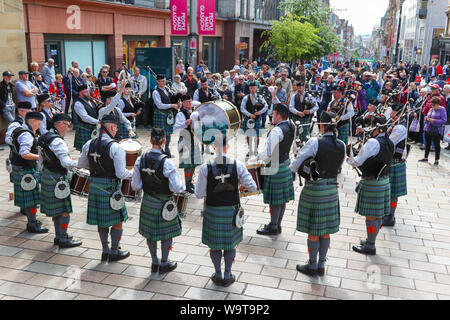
[0,127,449,300]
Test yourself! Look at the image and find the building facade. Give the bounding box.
[438,3,450,64]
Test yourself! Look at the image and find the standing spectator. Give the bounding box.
[49,74,66,113]
[0,71,17,123]
[444,61,450,80]
[274,79,288,105]
[410,61,420,82]
[70,68,85,100]
[15,70,38,110]
[196,60,205,77]
[71,60,79,70]
[32,72,49,94]
[419,96,447,166]
[41,59,55,87]
[279,70,293,96]
[63,68,73,115]
[184,70,198,97]
[234,75,249,107]
[436,74,446,89]
[421,64,429,83]
[240,58,249,75]
[30,61,39,73]
[429,62,437,80]
[444,84,450,150]
[218,80,233,102]
[362,72,380,105]
[97,67,116,102]
[245,73,260,88]
[436,62,444,76]
[85,66,97,84]
[176,60,185,79]
[172,75,187,95]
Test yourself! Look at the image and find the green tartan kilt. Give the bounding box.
[337,123,350,145]
[292,115,312,142]
[202,205,243,251]
[389,161,407,199]
[241,116,262,137]
[153,108,174,135]
[39,168,72,217]
[12,166,40,209]
[118,123,138,140]
[87,177,128,228]
[263,160,295,205]
[74,122,96,151]
[138,193,182,242]
[297,178,340,236]
[179,138,202,169]
[355,177,391,218]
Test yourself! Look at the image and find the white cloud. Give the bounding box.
[329,0,390,35]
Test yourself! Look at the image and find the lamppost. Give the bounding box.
[189,0,198,70]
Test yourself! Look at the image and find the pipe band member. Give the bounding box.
[117,82,140,139]
[73,84,99,151]
[131,128,185,274]
[348,115,394,255]
[290,111,345,277]
[327,84,355,145]
[256,104,295,236]
[38,113,82,248]
[10,111,47,233]
[194,135,257,287]
[77,114,133,262]
[385,103,409,227]
[37,93,54,135]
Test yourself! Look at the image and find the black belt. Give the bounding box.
[362,176,388,181]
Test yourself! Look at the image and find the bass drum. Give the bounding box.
[119,139,142,169]
[192,100,241,145]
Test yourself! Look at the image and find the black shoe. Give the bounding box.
[278,226,282,234]
[256,225,278,236]
[186,185,195,194]
[418,158,428,163]
[434,161,439,166]
[382,216,395,227]
[54,235,73,245]
[109,250,130,262]
[419,145,426,150]
[20,208,26,215]
[159,261,177,274]
[296,264,318,277]
[211,273,223,285]
[360,239,368,246]
[101,252,109,262]
[26,223,49,234]
[58,238,82,249]
[352,244,376,255]
[222,274,236,287]
[151,264,159,273]
[317,267,325,277]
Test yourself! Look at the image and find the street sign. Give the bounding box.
[189,40,197,49]
[238,42,248,50]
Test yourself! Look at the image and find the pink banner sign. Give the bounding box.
[171,0,188,35]
[198,0,215,35]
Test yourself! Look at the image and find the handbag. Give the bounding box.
[444,125,450,143]
[427,124,440,138]
[409,118,420,133]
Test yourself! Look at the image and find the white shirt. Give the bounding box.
[193,88,220,103]
[389,123,407,147]
[289,92,319,115]
[6,117,25,145]
[39,128,77,170]
[131,148,185,193]
[116,96,134,118]
[39,108,53,135]
[290,133,345,173]
[74,99,99,125]
[327,99,355,121]
[240,94,269,117]
[257,120,294,162]
[194,154,257,199]
[16,124,36,156]
[152,87,172,110]
[77,134,133,180]
[98,94,131,130]
[348,133,386,168]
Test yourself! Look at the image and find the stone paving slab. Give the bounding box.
[0,128,449,300]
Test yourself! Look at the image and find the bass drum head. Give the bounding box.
[193,100,241,145]
[119,139,142,154]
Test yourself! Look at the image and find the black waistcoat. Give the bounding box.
[42,109,54,131]
[315,134,345,179]
[10,125,38,169]
[359,135,394,178]
[271,121,295,164]
[76,98,98,124]
[88,138,116,178]
[140,151,171,196]
[156,87,171,105]
[206,158,239,207]
[38,130,67,174]
[121,97,134,114]
[198,88,214,103]
[294,93,313,112]
[245,94,264,114]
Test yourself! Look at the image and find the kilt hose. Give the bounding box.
[74,122,96,151]
[153,108,174,135]
[179,138,202,170]
[355,177,391,218]
[263,160,295,205]
[138,193,182,242]
[297,178,340,236]
[87,177,128,228]
[292,114,313,143]
[337,123,350,145]
[241,116,262,138]
[11,166,40,209]
[389,161,407,199]
[202,205,242,251]
[39,168,72,218]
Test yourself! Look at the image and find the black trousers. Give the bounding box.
[424,132,441,161]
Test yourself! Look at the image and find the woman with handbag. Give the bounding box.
[419,97,448,166]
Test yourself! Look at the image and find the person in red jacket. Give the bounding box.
[48,74,66,112]
[420,84,445,151]
[436,62,444,76]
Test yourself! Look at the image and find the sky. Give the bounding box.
[329,0,390,36]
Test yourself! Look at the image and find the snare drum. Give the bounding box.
[173,193,189,218]
[121,178,142,202]
[240,163,265,198]
[119,139,142,169]
[70,168,90,197]
[192,100,241,145]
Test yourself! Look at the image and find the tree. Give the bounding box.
[261,14,320,62]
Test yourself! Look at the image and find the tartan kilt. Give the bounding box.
[138,193,182,242]
[87,177,128,228]
[202,205,243,251]
[355,177,391,218]
[389,161,407,198]
[118,123,139,140]
[11,166,40,209]
[241,116,262,137]
[297,178,340,236]
[292,115,313,142]
[337,123,350,145]
[39,168,72,217]
[153,108,174,135]
[74,122,96,151]
[179,138,202,169]
[263,160,295,205]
